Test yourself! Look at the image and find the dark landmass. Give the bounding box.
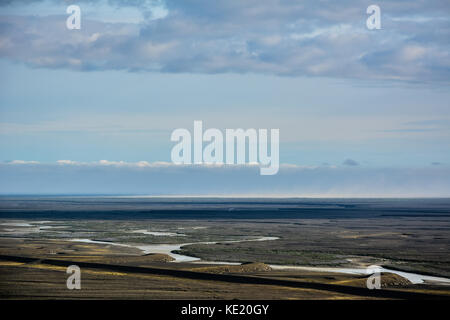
[0,197,449,299]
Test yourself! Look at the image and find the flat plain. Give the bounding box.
[0,197,449,299]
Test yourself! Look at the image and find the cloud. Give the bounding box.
[8,160,40,164]
[57,160,78,165]
[342,159,359,166]
[54,159,173,167]
[0,0,449,81]
[1,161,450,196]
[96,160,173,167]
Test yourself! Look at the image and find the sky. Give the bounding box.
[0,0,449,196]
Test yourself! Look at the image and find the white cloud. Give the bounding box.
[57,160,78,165]
[9,160,40,164]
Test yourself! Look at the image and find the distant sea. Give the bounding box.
[1,196,450,220]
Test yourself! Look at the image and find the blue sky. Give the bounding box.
[0,0,449,195]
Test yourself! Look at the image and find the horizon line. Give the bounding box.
[1,194,450,199]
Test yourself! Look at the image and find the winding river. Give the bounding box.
[71,237,450,286]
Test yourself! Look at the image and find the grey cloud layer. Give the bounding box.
[0,0,449,81]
